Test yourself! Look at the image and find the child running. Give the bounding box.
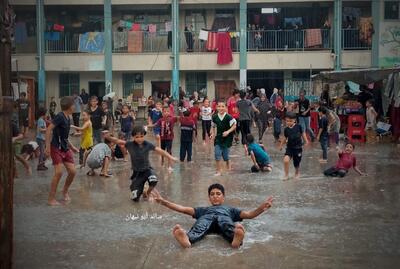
[179,110,196,162]
[324,142,366,177]
[104,126,178,202]
[279,112,309,180]
[36,107,48,171]
[85,137,114,177]
[45,96,79,206]
[246,134,272,173]
[212,101,237,176]
[201,99,213,145]
[153,183,273,248]
[71,110,93,167]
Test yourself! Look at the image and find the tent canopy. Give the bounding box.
[311,67,400,85]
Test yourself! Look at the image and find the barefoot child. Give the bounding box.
[201,99,213,144]
[317,107,329,163]
[104,126,178,202]
[36,108,48,170]
[154,183,273,248]
[324,142,366,177]
[246,134,272,173]
[12,120,32,177]
[71,111,93,166]
[85,137,113,177]
[148,101,163,147]
[45,96,79,206]
[120,104,135,141]
[212,101,237,176]
[279,112,308,180]
[179,110,196,162]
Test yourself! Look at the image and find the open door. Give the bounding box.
[214,80,237,101]
[152,81,171,99]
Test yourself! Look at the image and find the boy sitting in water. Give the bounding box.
[246,134,272,173]
[154,183,273,248]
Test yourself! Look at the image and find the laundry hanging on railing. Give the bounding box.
[199,29,208,41]
[78,32,105,53]
[44,32,60,41]
[53,24,64,32]
[206,32,218,51]
[305,29,322,48]
[165,21,172,32]
[359,17,373,46]
[217,32,233,65]
[132,23,141,31]
[148,24,157,33]
[113,32,128,49]
[128,31,143,53]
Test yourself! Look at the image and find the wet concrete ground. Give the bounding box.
[13,127,400,269]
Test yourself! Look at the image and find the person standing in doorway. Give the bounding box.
[88,96,105,144]
[72,92,83,134]
[80,88,89,111]
[295,90,316,142]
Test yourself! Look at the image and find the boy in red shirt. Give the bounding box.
[189,101,200,137]
[151,106,178,172]
[324,143,366,177]
[227,89,240,144]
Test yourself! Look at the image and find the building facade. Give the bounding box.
[10,0,400,105]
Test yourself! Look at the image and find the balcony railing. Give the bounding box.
[14,29,376,54]
[342,28,371,50]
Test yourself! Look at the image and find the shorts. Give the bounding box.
[214,144,230,161]
[161,140,172,154]
[87,158,103,169]
[187,215,237,244]
[153,127,161,136]
[51,145,74,165]
[130,168,158,202]
[285,148,302,168]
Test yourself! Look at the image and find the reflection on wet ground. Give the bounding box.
[14,129,400,268]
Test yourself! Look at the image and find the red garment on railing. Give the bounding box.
[217,32,233,65]
[206,32,218,51]
[305,29,322,47]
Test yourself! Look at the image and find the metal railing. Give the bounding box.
[342,28,371,50]
[14,29,377,54]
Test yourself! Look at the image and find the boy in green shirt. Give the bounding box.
[212,101,237,176]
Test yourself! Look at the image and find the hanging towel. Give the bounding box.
[305,29,322,47]
[113,32,128,49]
[44,32,60,41]
[165,21,172,32]
[199,29,208,41]
[128,31,143,53]
[148,24,157,33]
[79,32,105,53]
[132,23,141,31]
[15,22,28,44]
[206,32,218,51]
[217,32,233,65]
[53,24,64,32]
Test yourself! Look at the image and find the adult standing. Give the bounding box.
[295,90,316,141]
[16,92,30,137]
[270,88,279,106]
[80,88,89,111]
[236,91,259,148]
[72,92,83,129]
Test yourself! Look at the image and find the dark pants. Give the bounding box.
[72,113,80,127]
[324,167,347,177]
[130,169,158,202]
[320,135,329,160]
[273,117,281,140]
[202,120,211,141]
[36,138,45,166]
[180,141,193,162]
[239,120,251,145]
[257,119,269,141]
[187,215,236,244]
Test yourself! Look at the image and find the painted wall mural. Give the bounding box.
[379,22,400,67]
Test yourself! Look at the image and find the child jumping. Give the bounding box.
[246,134,272,173]
[105,126,178,202]
[45,96,79,206]
[279,112,309,180]
[71,110,93,166]
[324,142,366,177]
[212,101,237,176]
[154,183,273,248]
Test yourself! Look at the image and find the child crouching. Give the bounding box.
[246,134,272,173]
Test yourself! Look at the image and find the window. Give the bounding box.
[385,1,400,20]
[59,73,79,97]
[123,73,144,98]
[185,72,207,97]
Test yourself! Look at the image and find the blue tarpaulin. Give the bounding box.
[79,32,105,53]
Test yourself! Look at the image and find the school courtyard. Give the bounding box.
[13,130,400,269]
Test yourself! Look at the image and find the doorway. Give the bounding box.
[151,81,170,99]
[247,71,284,98]
[89,81,105,100]
[214,80,237,101]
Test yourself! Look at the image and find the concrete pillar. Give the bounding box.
[171,0,180,101]
[239,0,247,90]
[36,0,45,104]
[104,0,112,94]
[333,0,342,70]
[371,0,381,68]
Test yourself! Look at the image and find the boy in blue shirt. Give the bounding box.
[154,183,273,248]
[246,134,272,173]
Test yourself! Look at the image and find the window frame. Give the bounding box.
[59,73,80,97]
[122,73,144,98]
[384,1,400,20]
[185,72,207,98]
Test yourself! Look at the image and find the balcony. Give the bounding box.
[342,29,371,50]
